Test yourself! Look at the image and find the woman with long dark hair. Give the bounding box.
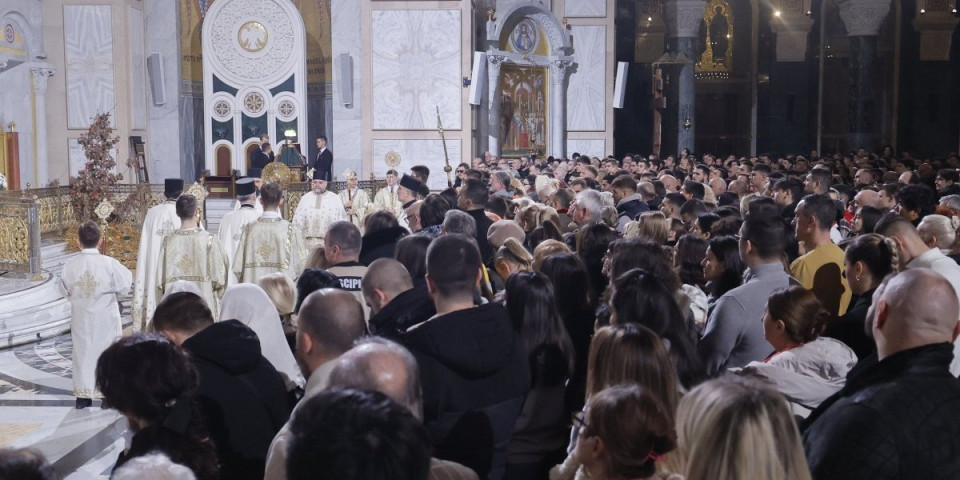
[96,334,219,479]
[575,223,618,305]
[610,268,705,390]
[504,271,576,480]
[702,236,746,308]
[540,252,595,413]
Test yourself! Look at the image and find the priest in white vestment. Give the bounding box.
[371,169,404,221]
[60,221,132,408]
[219,178,262,276]
[132,179,183,332]
[233,182,307,283]
[292,170,347,250]
[157,195,229,322]
[338,169,370,233]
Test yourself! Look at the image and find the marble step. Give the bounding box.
[40,242,79,277]
[205,199,237,236]
[0,274,72,348]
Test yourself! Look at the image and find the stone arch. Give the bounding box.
[0,10,42,60]
[492,3,571,55]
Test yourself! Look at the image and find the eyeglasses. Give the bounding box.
[456,169,465,174]
[573,411,590,431]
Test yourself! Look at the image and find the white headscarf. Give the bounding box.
[161,280,204,302]
[220,283,305,390]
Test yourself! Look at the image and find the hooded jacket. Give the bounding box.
[181,320,292,480]
[368,284,436,340]
[403,302,531,480]
[359,226,409,266]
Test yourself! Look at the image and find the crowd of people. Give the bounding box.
[5,148,960,480]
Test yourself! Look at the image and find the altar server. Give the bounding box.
[131,178,182,332]
[371,169,404,220]
[338,169,370,233]
[219,178,262,273]
[233,182,307,283]
[292,170,347,250]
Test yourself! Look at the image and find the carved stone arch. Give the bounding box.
[0,10,41,60]
[493,3,571,54]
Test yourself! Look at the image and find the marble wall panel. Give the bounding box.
[67,138,85,177]
[565,0,606,17]
[566,139,606,159]
[64,5,115,129]
[331,0,363,173]
[372,139,462,191]
[371,9,461,130]
[128,7,147,130]
[567,25,606,132]
[0,65,35,188]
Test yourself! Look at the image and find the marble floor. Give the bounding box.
[0,314,132,479]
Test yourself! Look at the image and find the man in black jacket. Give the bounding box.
[802,269,960,480]
[457,178,495,264]
[610,174,649,233]
[400,235,529,480]
[153,292,291,480]
[362,258,436,339]
[312,136,333,182]
[249,142,273,178]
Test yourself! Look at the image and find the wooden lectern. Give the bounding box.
[0,132,21,190]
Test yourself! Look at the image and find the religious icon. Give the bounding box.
[500,64,548,156]
[696,0,734,74]
[511,19,538,54]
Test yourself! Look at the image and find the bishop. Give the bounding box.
[233,182,307,283]
[292,169,348,250]
[131,178,182,332]
[338,168,370,233]
[156,195,229,321]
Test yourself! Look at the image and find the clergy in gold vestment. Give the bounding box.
[371,169,404,220]
[233,182,307,283]
[157,195,229,322]
[292,171,348,250]
[132,178,183,332]
[218,178,262,276]
[60,222,132,407]
[338,169,370,233]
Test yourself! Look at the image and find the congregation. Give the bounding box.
[6,148,960,480]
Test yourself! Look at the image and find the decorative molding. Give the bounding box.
[837,0,892,36]
[771,14,814,62]
[664,0,707,38]
[205,0,298,87]
[30,64,55,93]
[912,12,960,61]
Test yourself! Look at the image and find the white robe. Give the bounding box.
[157,228,229,321]
[292,190,347,250]
[60,249,132,398]
[218,204,262,276]
[232,212,307,284]
[132,201,180,332]
[339,188,370,233]
[219,284,305,391]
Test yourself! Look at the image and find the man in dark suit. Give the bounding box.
[249,142,273,178]
[313,136,333,182]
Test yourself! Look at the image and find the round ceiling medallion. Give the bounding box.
[238,21,268,53]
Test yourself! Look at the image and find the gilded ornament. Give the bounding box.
[238,21,269,53]
[94,199,115,221]
[75,271,101,299]
[385,151,401,167]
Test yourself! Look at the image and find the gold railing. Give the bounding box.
[0,198,41,274]
[0,182,209,273]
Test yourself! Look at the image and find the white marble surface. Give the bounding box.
[64,5,115,129]
[67,138,85,178]
[567,25,606,132]
[565,0,607,17]
[145,0,182,180]
[371,9,462,130]
[0,64,35,188]
[566,139,606,159]
[331,0,363,176]
[372,139,463,191]
[128,7,146,130]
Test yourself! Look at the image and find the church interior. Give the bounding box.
[0,0,959,478]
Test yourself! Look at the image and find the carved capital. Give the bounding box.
[664,0,707,38]
[550,59,575,84]
[837,0,892,36]
[29,64,56,94]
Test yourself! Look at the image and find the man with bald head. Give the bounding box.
[362,258,436,339]
[264,288,366,480]
[659,174,679,193]
[803,270,960,480]
[853,189,881,210]
[329,338,480,480]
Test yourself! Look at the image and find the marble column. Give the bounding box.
[30,63,55,187]
[664,0,706,155]
[837,0,891,151]
[487,54,504,157]
[550,59,574,159]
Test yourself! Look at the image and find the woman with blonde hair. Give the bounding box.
[533,239,572,272]
[257,273,298,347]
[304,245,328,270]
[518,203,561,233]
[677,376,812,480]
[918,214,960,262]
[624,211,669,245]
[494,237,533,280]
